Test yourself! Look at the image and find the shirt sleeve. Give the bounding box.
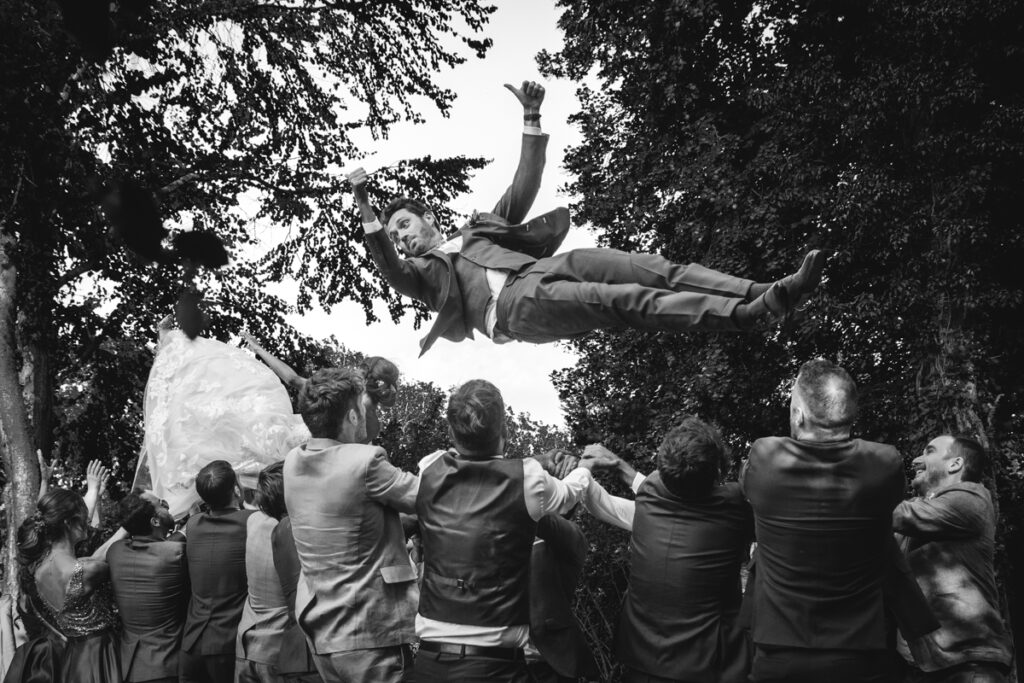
[630,472,646,494]
[362,218,384,234]
[364,448,419,514]
[522,458,588,520]
[892,490,986,540]
[581,470,636,532]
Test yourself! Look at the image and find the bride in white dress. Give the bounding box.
[137,316,310,517]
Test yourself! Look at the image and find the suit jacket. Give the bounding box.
[236,512,290,665]
[364,133,571,356]
[270,517,320,676]
[182,508,253,655]
[530,515,599,679]
[107,536,188,682]
[618,475,753,683]
[740,436,905,650]
[283,438,419,654]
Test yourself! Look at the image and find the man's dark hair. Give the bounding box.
[657,416,729,498]
[446,379,506,456]
[255,461,287,521]
[794,358,859,429]
[195,460,237,509]
[950,436,987,482]
[298,367,365,439]
[381,196,432,227]
[119,493,158,536]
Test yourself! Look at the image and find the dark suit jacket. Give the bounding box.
[364,133,571,355]
[530,515,599,680]
[182,508,253,655]
[106,536,189,682]
[740,436,906,650]
[618,475,753,683]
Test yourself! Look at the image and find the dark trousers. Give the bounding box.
[751,646,896,683]
[904,661,1009,683]
[526,659,576,683]
[414,651,529,683]
[623,667,702,683]
[496,250,752,344]
[179,650,236,683]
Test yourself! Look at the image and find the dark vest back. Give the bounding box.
[416,452,537,626]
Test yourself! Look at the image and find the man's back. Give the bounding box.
[283,438,418,655]
[741,436,904,650]
[183,508,253,655]
[619,474,754,682]
[107,537,188,682]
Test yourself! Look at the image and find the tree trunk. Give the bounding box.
[0,229,37,597]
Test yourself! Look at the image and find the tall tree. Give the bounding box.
[541,0,1024,675]
[0,0,496,594]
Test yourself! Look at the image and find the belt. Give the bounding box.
[418,640,524,661]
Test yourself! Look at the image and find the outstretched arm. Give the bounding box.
[582,444,641,489]
[347,167,430,299]
[491,80,548,224]
[242,331,307,392]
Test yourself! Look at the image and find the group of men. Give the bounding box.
[102,356,1013,683]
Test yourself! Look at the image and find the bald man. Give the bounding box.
[740,359,906,683]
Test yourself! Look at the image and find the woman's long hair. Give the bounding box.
[16,489,88,594]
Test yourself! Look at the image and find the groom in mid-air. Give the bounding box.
[348,79,825,356]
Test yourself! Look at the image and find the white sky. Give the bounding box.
[279,1,597,427]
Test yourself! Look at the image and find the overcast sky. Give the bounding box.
[277,1,597,427]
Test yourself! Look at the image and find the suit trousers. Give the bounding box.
[179,651,236,683]
[414,651,529,683]
[495,249,753,344]
[751,646,897,683]
[310,644,413,683]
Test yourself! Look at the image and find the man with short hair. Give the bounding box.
[181,460,253,683]
[577,417,755,683]
[740,359,908,682]
[894,435,1014,682]
[413,379,590,682]
[284,367,418,683]
[348,80,825,356]
[107,493,187,683]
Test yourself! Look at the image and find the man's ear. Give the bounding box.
[947,456,964,475]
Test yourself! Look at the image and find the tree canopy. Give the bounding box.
[0,0,498,590]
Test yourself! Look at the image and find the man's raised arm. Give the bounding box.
[347,166,424,298]
[491,80,548,224]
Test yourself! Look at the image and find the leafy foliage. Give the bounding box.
[0,0,499,583]
[541,0,1024,675]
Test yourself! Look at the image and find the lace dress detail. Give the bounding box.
[36,561,118,639]
[142,331,310,517]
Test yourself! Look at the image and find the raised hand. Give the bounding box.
[346,166,371,206]
[552,450,580,479]
[581,443,621,470]
[37,449,52,484]
[85,459,109,497]
[503,80,545,113]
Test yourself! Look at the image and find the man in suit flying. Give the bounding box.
[348,79,825,356]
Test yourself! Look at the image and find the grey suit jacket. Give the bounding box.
[364,133,571,355]
[107,536,188,681]
[284,438,419,654]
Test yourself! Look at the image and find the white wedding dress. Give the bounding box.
[136,330,310,517]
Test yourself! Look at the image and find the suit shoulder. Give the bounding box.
[748,436,790,459]
[855,439,901,467]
